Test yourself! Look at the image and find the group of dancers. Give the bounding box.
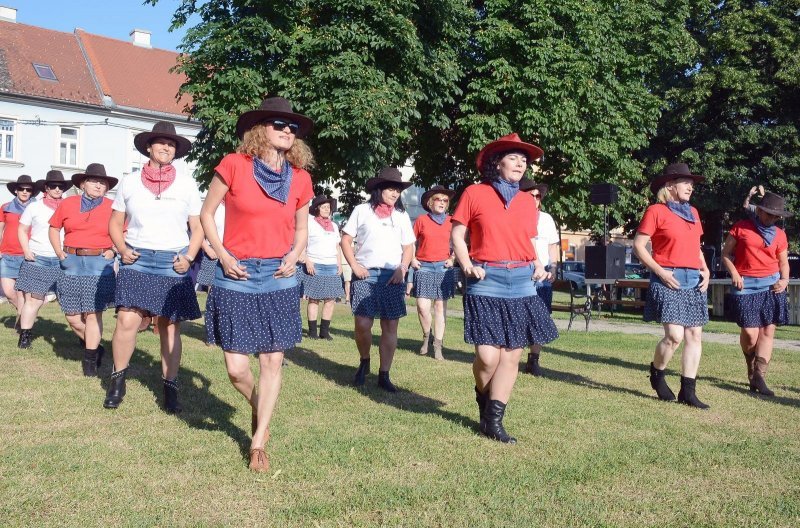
[0,96,792,472]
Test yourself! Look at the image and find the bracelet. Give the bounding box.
[183,254,195,264]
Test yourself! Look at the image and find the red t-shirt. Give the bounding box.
[729,219,788,277]
[0,204,26,255]
[48,195,114,249]
[215,153,314,259]
[637,203,703,269]
[452,183,538,262]
[413,214,452,262]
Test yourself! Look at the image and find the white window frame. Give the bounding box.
[0,117,17,162]
[128,130,147,177]
[57,126,81,168]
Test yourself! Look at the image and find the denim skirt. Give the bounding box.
[730,273,788,328]
[351,267,407,319]
[205,257,302,354]
[413,260,455,300]
[115,247,201,322]
[643,268,708,327]
[463,262,558,348]
[57,253,116,314]
[0,254,25,279]
[302,262,344,301]
[15,256,63,297]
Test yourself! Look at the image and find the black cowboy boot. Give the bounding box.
[377,370,398,393]
[163,377,182,414]
[353,358,370,386]
[750,357,775,397]
[677,376,710,409]
[483,400,517,444]
[525,352,542,376]
[307,320,318,339]
[649,362,676,401]
[17,329,33,349]
[319,319,333,340]
[103,368,128,409]
[475,386,488,434]
[82,348,98,377]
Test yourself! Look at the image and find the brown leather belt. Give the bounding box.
[64,247,112,256]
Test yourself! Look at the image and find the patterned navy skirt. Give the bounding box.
[413,260,455,300]
[643,270,708,327]
[0,254,25,279]
[15,256,63,297]
[57,253,115,314]
[462,263,558,349]
[115,247,201,322]
[730,274,789,328]
[205,257,302,354]
[351,267,407,319]
[302,262,344,300]
[196,254,218,287]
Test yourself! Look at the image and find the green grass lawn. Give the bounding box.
[1,295,798,527]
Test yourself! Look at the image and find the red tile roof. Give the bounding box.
[0,20,103,105]
[77,30,192,117]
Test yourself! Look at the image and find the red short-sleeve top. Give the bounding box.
[48,196,114,249]
[637,203,703,269]
[413,214,452,262]
[0,205,26,255]
[729,219,788,277]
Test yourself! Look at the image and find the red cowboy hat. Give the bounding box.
[475,133,544,173]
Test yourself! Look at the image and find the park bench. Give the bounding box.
[593,279,648,316]
[551,279,591,331]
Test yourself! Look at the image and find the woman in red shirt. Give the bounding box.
[48,164,118,377]
[721,192,792,397]
[0,175,38,329]
[452,133,558,444]
[201,97,315,473]
[633,163,711,409]
[411,185,455,360]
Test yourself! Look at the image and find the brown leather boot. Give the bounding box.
[743,351,756,383]
[419,333,431,355]
[750,357,774,396]
[433,338,444,361]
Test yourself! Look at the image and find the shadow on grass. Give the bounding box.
[546,346,646,372]
[288,346,476,431]
[32,316,251,458]
[327,325,477,364]
[704,376,800,409]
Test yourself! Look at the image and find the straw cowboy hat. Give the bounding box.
[649,163,705,194]
[365,167,413,192]
[236,96,314,140]
[134,121,192,159]
[475,133,544,173]
[71,163,119,190]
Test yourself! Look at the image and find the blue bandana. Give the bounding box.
[80,195,104,213]
[666,201,696,223]
[3,197,29,215]
[428,212,447,225]
[253,157,293,204]
[751,215,776,247]
[491,179,520,209]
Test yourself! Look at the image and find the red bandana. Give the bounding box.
[141,164,177,196]
[374,203,394,219]
[43,197,62,210]
[315,216,334,232]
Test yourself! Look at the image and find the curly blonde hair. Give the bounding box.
[236,123,316,170]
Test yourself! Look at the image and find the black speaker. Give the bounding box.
[585,244,626,279]
[589,183,619,205]
[789,253,800,279]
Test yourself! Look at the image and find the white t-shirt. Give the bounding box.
[19,200,61,258]
[112,172,202,251]
[213,202,226,241]
[343,203,415,269]
[307,216,341,265]
[534,211,559,267]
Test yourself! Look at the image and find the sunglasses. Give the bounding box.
[47,184,69,190]
[17,187,34,193]
[266,119,300,134]
[433,197,450,203]
[531,193,542,199]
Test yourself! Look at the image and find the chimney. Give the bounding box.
[130,28,151,48]
[0,6,17,22]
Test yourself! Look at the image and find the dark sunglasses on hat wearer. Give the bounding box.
[264,119,300,134]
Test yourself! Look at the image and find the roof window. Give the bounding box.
[32,63,57,81]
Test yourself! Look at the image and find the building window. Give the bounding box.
[0,119,15,161]
[33,63,58,81]
[59,127,78,166]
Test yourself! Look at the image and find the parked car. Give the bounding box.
[625,262,648,279]
[559,260,586,290]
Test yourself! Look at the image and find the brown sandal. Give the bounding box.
[248,448,269,472]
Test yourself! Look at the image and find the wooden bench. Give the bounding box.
[593,279,648,316]
[551,279,591,331]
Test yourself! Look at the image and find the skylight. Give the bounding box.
[32,63,57,81]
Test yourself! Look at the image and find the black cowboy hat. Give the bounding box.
[35,170,73,193]
[365,167,413,192]
[476,133,544,173]
[6,175,40,197]
[134,121,192,159]
[518,178,549,197]
[755,192,793,218]
[650,163,705,194]
[420,185,455,213]
[310,195,338,216]
[236,96,314,140]
[71,163,119,190]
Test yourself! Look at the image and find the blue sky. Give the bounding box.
[6,0,195,51]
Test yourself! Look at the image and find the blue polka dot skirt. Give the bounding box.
[205,285,302,354]
[57,274,115,314]
[196,255,218,287]
[731,289,789,328]
[15,259,63,296]
[535,280,553,313]
[351,269,407,319]
[463,293,559,348]
[643,282,708,327]
[303,274,344,300]
[413,267,455,300]
[115,268,201,322]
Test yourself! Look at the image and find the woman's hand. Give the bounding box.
[730,272,744,290]
[173,254,192,274]
[353,264,370,280]
[464,265,486,280]
[410,258,421,270]
[305,260,316,276]
[772,278,789,294]
[388,267,405,285]
[444,256,455,269]
[102,249,115,260]
[532,262,547,282]
[23,249,35,261]
[274,253,299,278]
[337,263,343,276]
[657,269,680,289]
[204,246,218,260]
[698,268,710,293]
[120,248,140,265]
[56,250,68,261]
[220,252,248,280]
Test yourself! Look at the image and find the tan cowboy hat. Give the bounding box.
[134,122,192,159]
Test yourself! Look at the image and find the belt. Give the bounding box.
[64,246,112,256]
[473,260,533,269]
